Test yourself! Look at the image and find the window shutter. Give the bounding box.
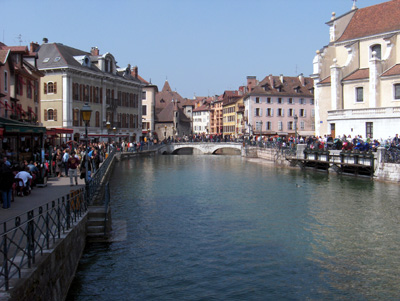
[44,109,48,121]
[254,108,257,116]
[54,109,57,121]
[282,109,284,117]
[304,110,307,117]
[100,87,103,104]
[44,83,47,94]
[80,85,83,101]
[53,82,57,94]
[260,108,263,116]
[271,108,274,117]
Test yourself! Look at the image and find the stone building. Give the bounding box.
[313,0,400,139]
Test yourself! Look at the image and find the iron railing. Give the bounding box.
[87,148,116,204]
[0,188,86,290]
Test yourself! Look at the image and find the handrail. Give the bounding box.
[0,188,86,291]
[87,148,116,204]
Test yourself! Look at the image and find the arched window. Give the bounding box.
[48,109,54,120]
[44,109,57,121]
[371,44,381,59]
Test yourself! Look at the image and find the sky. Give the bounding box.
[1,0,387,98]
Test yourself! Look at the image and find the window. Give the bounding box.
[44,109,57,121]
[288,121,293,130]
[311,109,315,117]
[394,84,400,99]
[288,98,293,104]
[255,108,262,117]
[4,71,7,92]
[300,121,305,130]
[277,108,284,117]
[266,108,273,117]
[278,121,283,131]
[266,121,271,130]
[142,105,147,116]
[142,91,146,100]
[27,81,32,99]
[366,122,373,138]
[310,99,314,105]
[95,111,100,127]
[255,97,260,104]
[300,98,305,104]
[288,108,294,117]
[73,109,80,126]
[356,87,364,102]
[278,98,282,104]
[44,82,57,94]
[267,97,271,104]
[371,44,381,60]
[300,109,306,117]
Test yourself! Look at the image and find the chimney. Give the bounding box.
[246,76,256,92]
[30,42,40,53]
[131,66,138,78]
[91,47,99,56]
[280,74,284,84]
[43,38,48,44]
[299,73,305,86]
[269,75,274,87]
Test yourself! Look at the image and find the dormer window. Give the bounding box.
[371,44,381,60]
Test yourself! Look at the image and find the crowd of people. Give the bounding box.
[0,140,124,210]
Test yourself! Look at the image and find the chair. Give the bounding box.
[13,178,25,197]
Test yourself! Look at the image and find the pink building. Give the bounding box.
[244,74,315,138]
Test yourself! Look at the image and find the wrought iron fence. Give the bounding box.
[0,188,86,290]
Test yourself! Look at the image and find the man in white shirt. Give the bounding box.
[15,167,33,195]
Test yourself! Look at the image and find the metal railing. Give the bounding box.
[384,147,400,164]
[0,188,86,290]
[87,148,116,204]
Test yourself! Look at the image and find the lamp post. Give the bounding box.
[164,125,167,140]
[81,102,92,201]
[260,121,263,139]
[294,114,298,144]
[106,121,111,154]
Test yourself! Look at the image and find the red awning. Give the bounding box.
[49,128,74,134]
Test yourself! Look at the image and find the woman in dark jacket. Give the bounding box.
[0,163,15,209]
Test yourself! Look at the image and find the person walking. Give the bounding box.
[55,149,63,177]
[62,148,70,177]
[0,162,15,209]
[68,151,80,186]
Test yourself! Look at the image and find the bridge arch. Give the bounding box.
[157,142,242,155]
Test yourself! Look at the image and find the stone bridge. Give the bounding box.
[157,142,243,155]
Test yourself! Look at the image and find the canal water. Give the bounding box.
[68,155,400,300]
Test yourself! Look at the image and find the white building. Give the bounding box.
[313,0,400,140]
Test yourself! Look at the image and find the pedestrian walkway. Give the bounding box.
[0,176,85,224]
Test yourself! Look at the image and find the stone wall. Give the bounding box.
[6,214,88,301]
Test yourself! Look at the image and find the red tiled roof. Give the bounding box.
[0,49,9,64]
[342,68,369,81]
[338,0,400,42]
[382,64,400,76]
[319,76,331,84]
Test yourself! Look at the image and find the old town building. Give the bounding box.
[244,74,315,138]
[313,0,400,139]
[0,42,45,160]
[36,40,144,144]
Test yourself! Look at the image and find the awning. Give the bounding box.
[276,132,288,136]
[49,128,74,134]
[0,117,46,134]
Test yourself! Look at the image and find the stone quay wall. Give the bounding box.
[6,214,88,301]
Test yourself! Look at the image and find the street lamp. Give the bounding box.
[106,121,111,154]
[81,102,92,201]
[294,114,298,144]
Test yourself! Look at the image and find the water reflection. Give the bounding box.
[68,156,400,300]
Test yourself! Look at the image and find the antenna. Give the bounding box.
[16,34,23,45]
